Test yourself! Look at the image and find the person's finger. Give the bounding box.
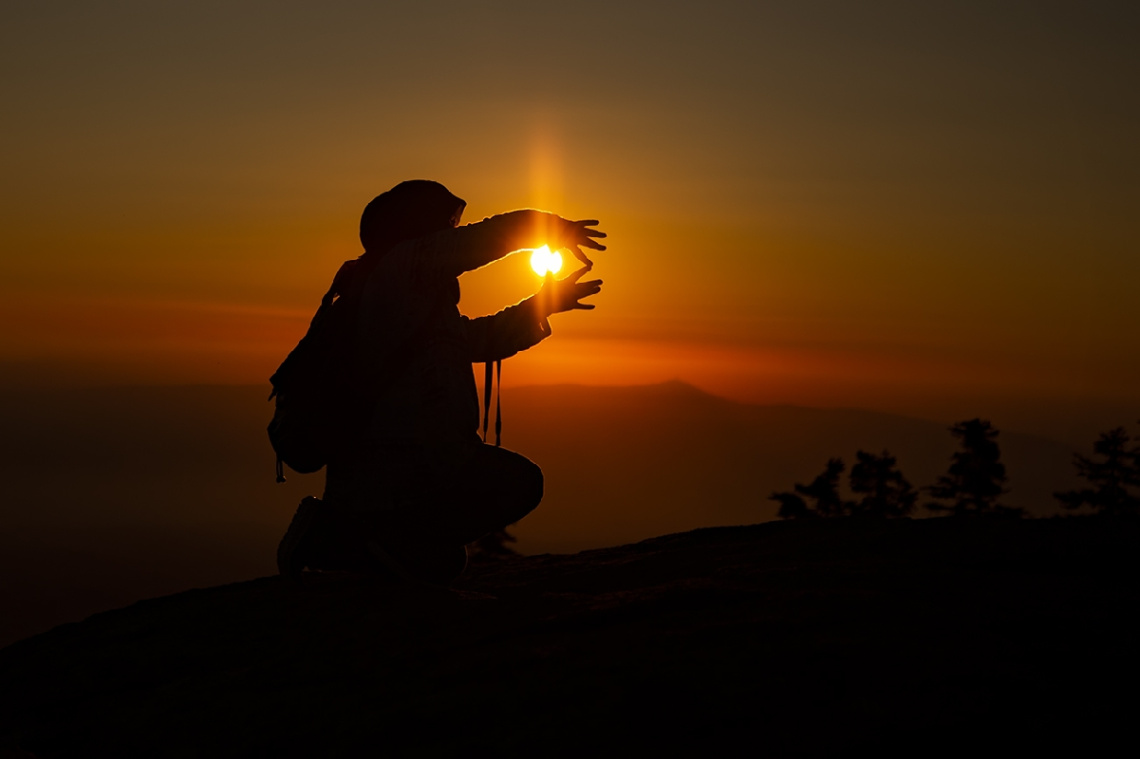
[572,302,596,310]
[565,264,592,284]
[571,247,594,267]
[566,219,605,248]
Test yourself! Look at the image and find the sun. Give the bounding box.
[529,245,563,277]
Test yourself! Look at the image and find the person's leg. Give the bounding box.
[277,496,388,577]
[354,445,541,583]
[284,444,542,581]
[384,445,544,546]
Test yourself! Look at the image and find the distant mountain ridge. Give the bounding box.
[0,381,1080,647]
[501,380,1078,550]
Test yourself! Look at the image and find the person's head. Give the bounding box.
[359,180,466,255]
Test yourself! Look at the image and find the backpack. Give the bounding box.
[267,259,365,482]
[268,256,507,483]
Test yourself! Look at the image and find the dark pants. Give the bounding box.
[324,444,543,548]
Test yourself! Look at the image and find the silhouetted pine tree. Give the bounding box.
[849,450,917,517]
[926,419,1021,517]
[771,458,853,519]
[1054,427,1140,515]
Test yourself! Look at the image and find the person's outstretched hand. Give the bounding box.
[556,219,606,268]
[538,265,603,316]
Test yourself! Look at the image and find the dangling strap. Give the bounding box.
[276,456,286,484]
[482,360,494,443]
[494,359,502,447]
[481,359,504,446]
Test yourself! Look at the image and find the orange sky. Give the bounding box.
[2,1,1137,440]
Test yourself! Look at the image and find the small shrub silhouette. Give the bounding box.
[770,458,849,519]
[772,451,914,519]
[467,527,521,559]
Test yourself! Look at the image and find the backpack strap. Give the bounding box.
[481,359,503,447]
[494,358,502,447]
[482,361,493,444]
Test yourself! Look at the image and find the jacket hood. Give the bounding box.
[359,180,466,255]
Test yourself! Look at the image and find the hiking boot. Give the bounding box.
[278,497,385,577]
[277,496,323,580]
[280,498,468,584]
[365,539,469,587]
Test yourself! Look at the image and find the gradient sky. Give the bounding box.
[2,1,1137,439]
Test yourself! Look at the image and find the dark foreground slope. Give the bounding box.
[2,517,1137,758]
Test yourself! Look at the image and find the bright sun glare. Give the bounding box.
[529,245,562,277]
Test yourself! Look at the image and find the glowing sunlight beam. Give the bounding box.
[529,245,563,277]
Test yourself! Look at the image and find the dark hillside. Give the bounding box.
[2,517,1135,757]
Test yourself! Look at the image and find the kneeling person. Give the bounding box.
[276,180,606,584]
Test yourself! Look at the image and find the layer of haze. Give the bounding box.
[2,1,1138,441]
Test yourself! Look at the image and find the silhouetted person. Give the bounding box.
[277,180,605,583]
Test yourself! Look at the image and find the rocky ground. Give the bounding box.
[1,516,1137,757]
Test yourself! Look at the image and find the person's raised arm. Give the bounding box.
[534,265,603,317]
[438,210,606,278]
[462,263,604,363]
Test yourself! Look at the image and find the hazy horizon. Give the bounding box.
[2,367,1133,448]
[0,379,1092,647]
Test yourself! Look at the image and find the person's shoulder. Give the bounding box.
[363,230,462,289]
[399,227,465,257]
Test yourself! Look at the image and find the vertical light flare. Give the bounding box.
[529,116,564,212]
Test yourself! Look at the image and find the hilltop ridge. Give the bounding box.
[2,516,1136,756]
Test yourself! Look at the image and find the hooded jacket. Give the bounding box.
[329,182,556,503]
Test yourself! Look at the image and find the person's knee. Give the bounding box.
[502,457,543,525]
[520,459,544,509]
[475,446,544,524]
